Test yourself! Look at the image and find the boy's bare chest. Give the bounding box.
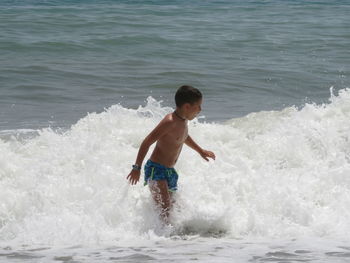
[164,125,188,144]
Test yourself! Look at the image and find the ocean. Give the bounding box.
[0,0,350,262]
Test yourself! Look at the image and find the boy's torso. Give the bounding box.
[150,113,188,168]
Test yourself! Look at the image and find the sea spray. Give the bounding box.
[0,89,350,247]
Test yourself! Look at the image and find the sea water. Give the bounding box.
[1,0,349,130]
[1,0,350,262]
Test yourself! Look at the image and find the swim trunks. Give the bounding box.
[144,159,179,192]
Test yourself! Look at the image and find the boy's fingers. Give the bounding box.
[209,152,216,160]
[127,175,134,184]
[129,175,139,185]
[203,152,215,161]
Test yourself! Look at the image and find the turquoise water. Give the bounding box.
[1,0,349,129]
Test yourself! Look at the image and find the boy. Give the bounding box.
[127,85,216,223]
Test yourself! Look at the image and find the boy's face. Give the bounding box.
[184,99,202,120]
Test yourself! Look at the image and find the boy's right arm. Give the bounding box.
[126,118,173,185]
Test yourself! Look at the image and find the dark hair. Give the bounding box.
[175,85,202,107]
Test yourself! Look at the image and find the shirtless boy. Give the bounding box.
[127,85,216,223]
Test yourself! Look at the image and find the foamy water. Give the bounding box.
[0,88,350,262]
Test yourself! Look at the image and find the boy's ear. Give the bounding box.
[183,103,191,110]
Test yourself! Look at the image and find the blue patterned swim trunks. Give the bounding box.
[144,159,179,192]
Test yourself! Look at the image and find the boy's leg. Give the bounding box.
[149,180,171,224]
[169,192,176,208]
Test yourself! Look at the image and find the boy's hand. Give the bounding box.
[127,170,141,185]
[200,149,216,161]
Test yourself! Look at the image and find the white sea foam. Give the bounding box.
[0,89,350,248]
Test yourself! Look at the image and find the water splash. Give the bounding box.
[0,89,349,247]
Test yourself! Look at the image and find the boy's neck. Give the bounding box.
[174,109,186,121]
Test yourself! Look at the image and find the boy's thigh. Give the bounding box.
[148,180,171,205]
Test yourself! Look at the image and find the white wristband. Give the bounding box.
[132,164,141,171]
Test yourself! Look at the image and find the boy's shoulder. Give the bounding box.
[159,113,180,126]
[161,113,175,124]
[152,113,176,133]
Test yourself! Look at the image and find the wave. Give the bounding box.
[0,88,349,247]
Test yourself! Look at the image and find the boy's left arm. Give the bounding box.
[185,135,216,161]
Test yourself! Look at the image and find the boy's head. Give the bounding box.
[175,85,202,107]
[175,85,202,120]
